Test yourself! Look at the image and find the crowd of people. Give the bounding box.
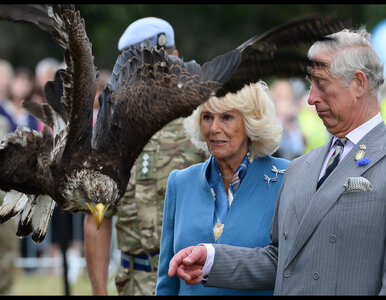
[0,14,385,296]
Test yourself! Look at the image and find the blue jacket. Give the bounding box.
[156,155,289,295]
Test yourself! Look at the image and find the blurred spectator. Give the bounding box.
[0,59,14,104]
[0,59,12,139]
[0,67,38,131]
[0,115,10,140]
[32,57,62,103]
[32,57,62,131]
[269,79,305,160]
[0,59,18,295]
[371,19,386,123]
[93,69,111,126]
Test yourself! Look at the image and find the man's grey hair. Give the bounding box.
[308,26,384,99]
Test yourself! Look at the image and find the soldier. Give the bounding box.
[84,17,206,295]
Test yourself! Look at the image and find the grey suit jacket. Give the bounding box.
[205,122,386,295]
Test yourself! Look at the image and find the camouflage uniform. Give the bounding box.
[0,116,18,295]
[114,118,206,295]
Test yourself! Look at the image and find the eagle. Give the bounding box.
[0,4,347,242]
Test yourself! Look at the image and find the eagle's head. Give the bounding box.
[62,169,119,229]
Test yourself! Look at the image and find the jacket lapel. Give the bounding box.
[285,122,386,268]
[292,141,332,223]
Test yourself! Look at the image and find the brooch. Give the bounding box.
[355,144,370,166]
[264,174,277,186]
[357,157,371,166]
[272,165,285,176]
[213,222,224,241]
[264,165,286,187]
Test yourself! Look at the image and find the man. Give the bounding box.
[84,17,206,295]
[168,27,386,295]
[270,79,305,160]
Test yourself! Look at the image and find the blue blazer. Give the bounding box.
[156,155,289,295]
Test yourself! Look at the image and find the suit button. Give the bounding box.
[312,272,320,280]
[283,270,291,278]
[283,232,288,240]
[329,235,337,243]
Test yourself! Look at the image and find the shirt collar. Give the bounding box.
[206,153,250,190]
[331,113,382,149]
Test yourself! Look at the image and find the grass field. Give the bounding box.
[11,268,118,296]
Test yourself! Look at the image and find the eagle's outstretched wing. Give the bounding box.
[92,43,223,191]
[92,13,348,192]
[0,126,52,195]
[47,5,97,161]
[0,4,53,32]
[203,14,349,97]
[0,4,96,242]
[0,126,55,242]
[9,5,96,163]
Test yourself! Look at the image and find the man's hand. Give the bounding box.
[168,245,207,285]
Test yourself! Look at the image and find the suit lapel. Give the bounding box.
[292,141,332,224]
[285,122,386,268]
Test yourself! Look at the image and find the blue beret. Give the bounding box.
[118,17,175,51]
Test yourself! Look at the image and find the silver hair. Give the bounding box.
[35,57,61,78]
[308,26,384,99]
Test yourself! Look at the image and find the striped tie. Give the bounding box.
[317,137,347,190]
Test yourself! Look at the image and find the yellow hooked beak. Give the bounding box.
[86,203,109,230]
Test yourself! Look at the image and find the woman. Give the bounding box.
[0,68,38,131]
[156,81,289,295]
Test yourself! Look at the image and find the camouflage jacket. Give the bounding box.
[115,118,206,255]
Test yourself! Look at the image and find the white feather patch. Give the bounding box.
[18,195,35,229]
[0,126,35,149]
[32,195,56,242]
[0,190,28,219]
[17,195,56,243]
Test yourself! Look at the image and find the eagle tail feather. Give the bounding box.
[0,190,29,223]
[0,191,55,243]
[16,195,55,243]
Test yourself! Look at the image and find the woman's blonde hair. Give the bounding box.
[183,81,282,158]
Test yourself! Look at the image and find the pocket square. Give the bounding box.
[343,176,372,193]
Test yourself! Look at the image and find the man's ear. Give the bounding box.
[353,70,367,98]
